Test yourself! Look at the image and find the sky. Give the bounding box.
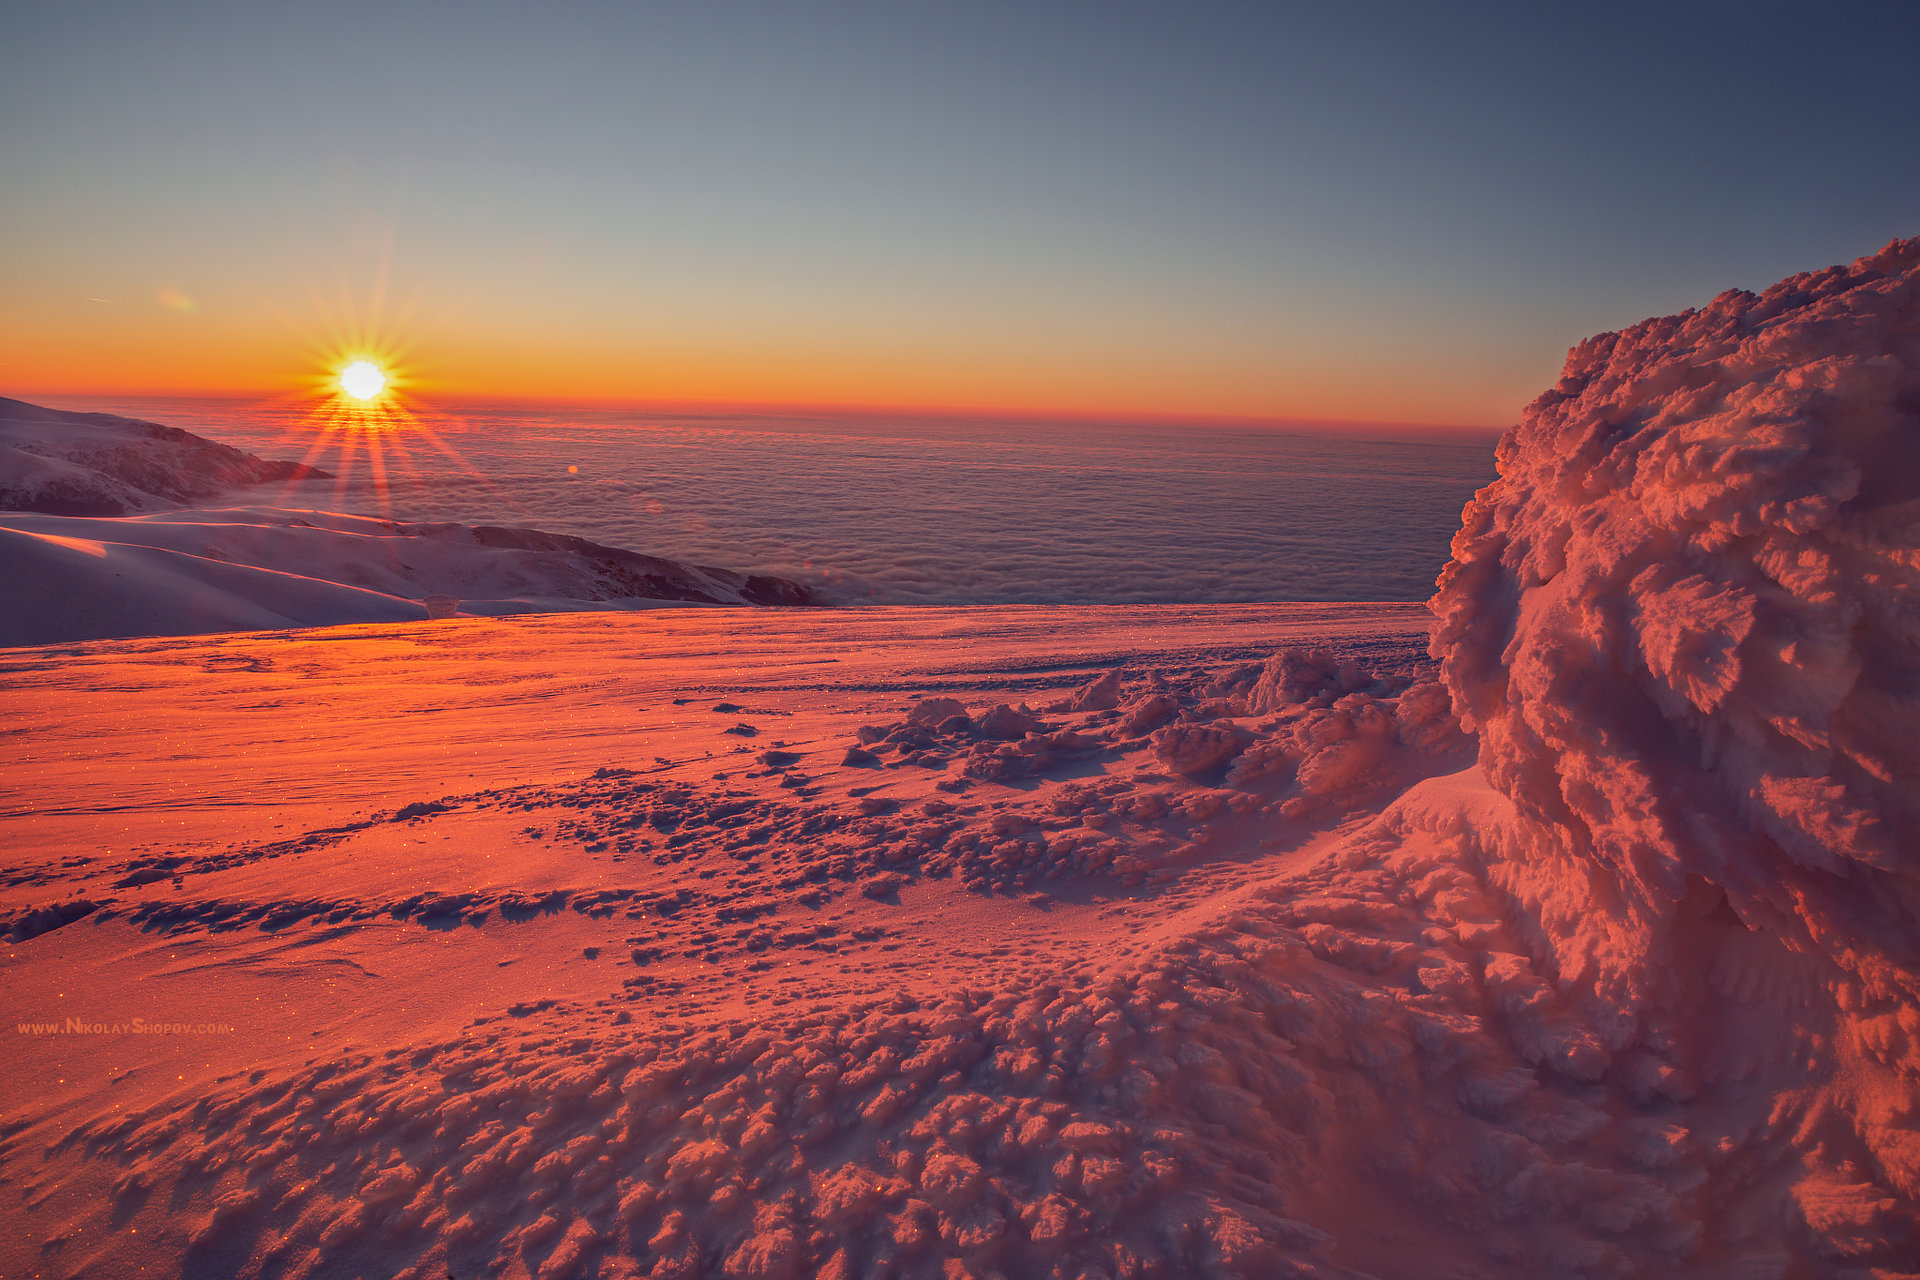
[3,0,1917,427]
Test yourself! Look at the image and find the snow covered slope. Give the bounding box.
[0,395,326,515]
[4,603,1463,1280]
[0,506,815,646]
[4,239,1920,1280]
[0,397,815,644]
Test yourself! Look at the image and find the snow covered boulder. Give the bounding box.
[976,703,1046,740]
[905,697,971,727]
[1149,720,1246,776]
[1429,237,1920,1208]
[1068,669,1124,711]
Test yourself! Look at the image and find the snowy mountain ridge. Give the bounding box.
[0,398,815,644]
[0,395,327,515]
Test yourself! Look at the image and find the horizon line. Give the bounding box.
[8,385,1509,442]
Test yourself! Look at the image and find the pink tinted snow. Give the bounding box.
[6,240,1920,1278]
[1434,240,1920,1005]
[1431,235,1920,1246]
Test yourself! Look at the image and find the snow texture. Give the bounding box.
[0,507,815,646]
[1425,236,1920,1263]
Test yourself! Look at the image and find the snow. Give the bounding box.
[0,507,816,646]
[1423,235,1920,1266]
[0,399,814,646]
[0,395,325,515]
[5,239,1920,1277]
[2,604,1455,1280]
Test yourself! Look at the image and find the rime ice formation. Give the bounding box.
[6,242,1920,1280]
[1433,237,1920,997]
[1429,236,1920,1254]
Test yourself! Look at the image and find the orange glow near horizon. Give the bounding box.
[222,320,534,524]
[0,241,1528,432]
[5,344,1517,437]
[1,296,1527,433]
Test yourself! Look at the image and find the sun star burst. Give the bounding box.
[340,360,387,401]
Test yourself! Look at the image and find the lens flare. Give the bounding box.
[258,274,523,527]
[340,360,386,400]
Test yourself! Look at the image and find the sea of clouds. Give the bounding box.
[37,400,1497,606]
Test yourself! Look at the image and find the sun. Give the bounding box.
[339,360,387,401]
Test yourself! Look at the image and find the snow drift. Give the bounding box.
[0,507,816,646]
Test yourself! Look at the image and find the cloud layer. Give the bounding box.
[79,404,1496,606]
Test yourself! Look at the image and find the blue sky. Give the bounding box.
[4,1,1916,423]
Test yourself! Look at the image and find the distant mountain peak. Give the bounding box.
[0,396,329,516]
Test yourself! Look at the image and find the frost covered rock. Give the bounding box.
[977,704,1046,740]
[1430,237,1920,1226]
[1243,648,1376,714]
[1433,236,1920,1003]
[906,697,970,727]
[1149,720,1246,775]
[1068,669,1124,711]
[1116,692,1179,738]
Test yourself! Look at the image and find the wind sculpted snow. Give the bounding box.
[6,240,1920,1278]
[1429,234,1920,1260]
